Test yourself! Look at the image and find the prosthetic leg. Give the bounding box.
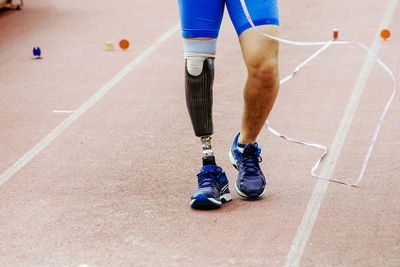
[185,51,232,209]
[185,55,216,166]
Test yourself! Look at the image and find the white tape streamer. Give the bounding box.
[239,0,397,186]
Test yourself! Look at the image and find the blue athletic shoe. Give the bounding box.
[190,165,232,209]
[229,133,266,199]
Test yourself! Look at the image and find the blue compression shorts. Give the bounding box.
[178,0,279,38]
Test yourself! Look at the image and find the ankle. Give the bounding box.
[238,133,256,145]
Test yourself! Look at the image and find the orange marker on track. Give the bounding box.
[119,39,130,50]
[333,29,339,40]
[380,29,391,40]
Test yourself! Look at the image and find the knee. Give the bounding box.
[247,58,279,88]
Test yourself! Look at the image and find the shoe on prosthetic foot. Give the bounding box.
[229,133,266,199]
[191,138,231,209]
[190,163,232,210]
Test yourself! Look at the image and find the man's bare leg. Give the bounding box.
[237,25,280,144]
[228,25,279,199]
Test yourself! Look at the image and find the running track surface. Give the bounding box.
[0,0,399,266]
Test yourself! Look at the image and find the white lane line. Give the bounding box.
[284,0,398,266]
[0,23,180,186]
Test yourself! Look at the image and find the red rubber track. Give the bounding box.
[0,0,399,266]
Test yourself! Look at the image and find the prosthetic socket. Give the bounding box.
[185,57,214,137]
[185,57,216,165]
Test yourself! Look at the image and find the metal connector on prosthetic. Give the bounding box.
[201,136,213,157]
[201,136,216,166]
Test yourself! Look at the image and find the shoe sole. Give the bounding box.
[190,193,232,210]
[229,150,266,200]
[190,194,221,210]
[229,150,239,169]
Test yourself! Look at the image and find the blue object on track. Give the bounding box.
[33,46,41,58]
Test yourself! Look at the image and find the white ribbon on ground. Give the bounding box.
[240,0,397,186]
